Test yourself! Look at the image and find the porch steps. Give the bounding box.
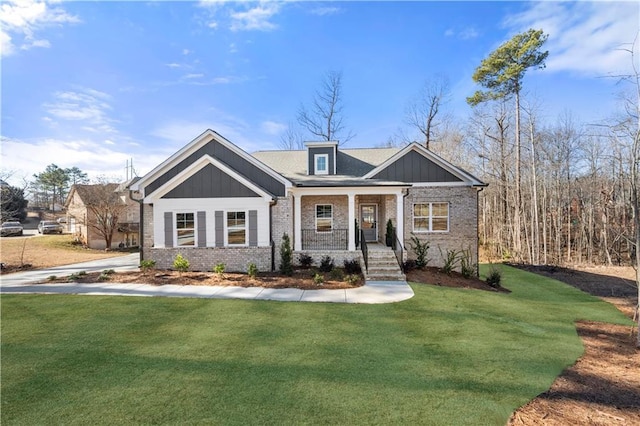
[365,248,406,281]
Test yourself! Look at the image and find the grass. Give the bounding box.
[1,264,631,425]
[0,235,128,269]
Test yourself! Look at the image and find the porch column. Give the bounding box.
[294,194,302,251]
[348,192,356,251]
[396,192,404,248]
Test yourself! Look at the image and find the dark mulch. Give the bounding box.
[406,266,510,292]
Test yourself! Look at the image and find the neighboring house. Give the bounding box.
[130,129,486,274]
[64,182,140,250]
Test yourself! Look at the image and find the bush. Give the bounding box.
[173,254,190,274]
[279,233,293,276]
[409,234,430,269]
[213,263,225,278]
[343,258,362,275]
[247,263,258,279]
[102,269,115,275]
[439,247,460,275]
[486,266,502,288]
[459,248,477,278]
[344,274,360,285]
[78,271,87,276]
[298,253,314,269]
[139,259,156,275]
[319,255,335,273]
[402,259,417,273]
[330,268,344,280]
[67,273,80,282]
[47,275,57,281]
[98,272,111,281]
[313,273,324,286]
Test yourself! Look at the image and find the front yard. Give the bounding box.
[1,265,633,425]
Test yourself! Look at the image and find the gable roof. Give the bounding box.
[131,129,292,197]
[363,143,486,186]
[64,183,120,208]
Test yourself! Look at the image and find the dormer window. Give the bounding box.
[315,154,329,175]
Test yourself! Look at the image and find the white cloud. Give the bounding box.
[0,0,80,56]
[43,88,117,134]
[310,6,341,16]
[504,2,640,76]
[182,73,204,79]
[229,3,280,32]
[444,26,479,40]
[260,120,286,136]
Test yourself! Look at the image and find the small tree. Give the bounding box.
[0,184,28,222]
[75,182,129,249]
[279,233,293,276]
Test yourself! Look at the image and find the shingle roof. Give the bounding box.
[251,147,401,183]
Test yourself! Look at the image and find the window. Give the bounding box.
[413,203,449,232]
[227,211,247,245]
[315,154,329,175]
[315,204,333,232]
[176,213,195,246]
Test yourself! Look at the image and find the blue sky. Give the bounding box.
[1,1,638,186]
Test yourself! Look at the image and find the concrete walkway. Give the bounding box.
[0,254,414,304]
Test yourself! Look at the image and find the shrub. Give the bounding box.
[486,266,502,288]
[247,263,258,279]
[279,233,293,276]
[402,259,417,273]
[385,219,394,247]
[98,272,111,281]
[139,259,156,275]
[459,249,477,278]
[213,263,226,278]
[330,268,344,280]
[409,234,430,269]
[439,247,461,275]
[319,255,335,273]
[313,273,324,286]
[343,258,362,275]
[298,253,314,269]
[173,254,190,274]
[47,275,57,281]
[102,269,115,275]
[78,271,87,276]
[67,273,80,282]
[344,274,360,285]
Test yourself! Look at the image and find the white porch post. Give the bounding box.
[294,194,302,251]
[348,192,356,251]
[396,192,404,248]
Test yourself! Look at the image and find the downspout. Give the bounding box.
[269,197,277,272]
[475,186,485,277]
[128,190,144,263]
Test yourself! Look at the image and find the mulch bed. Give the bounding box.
[406,266,510,292]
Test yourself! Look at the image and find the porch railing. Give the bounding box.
[392,227,403,271]
[360,229,368,272]
[301,229,348,250]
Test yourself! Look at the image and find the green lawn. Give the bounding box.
[1,265,631,425]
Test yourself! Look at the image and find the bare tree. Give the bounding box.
[77,182,129,250]
[279,122,305,150]
[406,75,450,150]
[297,70,355,144]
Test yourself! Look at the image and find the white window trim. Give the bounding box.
[175,211,197,247]
[315,154,329,175]
[412,202,449,233]
[225,210,249,247]
[315,204,333,233]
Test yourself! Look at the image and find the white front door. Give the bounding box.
[361,204,378,242]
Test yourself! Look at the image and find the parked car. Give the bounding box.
[1,221,24,237]
[38,220,64,234]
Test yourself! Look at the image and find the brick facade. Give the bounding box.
[404,186,479,269]
[144,246,272,272]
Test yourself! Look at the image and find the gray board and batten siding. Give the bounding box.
[145,139,286,197]
[371,150,463,183]
[161,164,260,199]
[308,146,335,175]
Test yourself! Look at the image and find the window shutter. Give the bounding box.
[197,211,206,247]
[164,212,173,247]
[215,211,224,247]
[249,210,258,247]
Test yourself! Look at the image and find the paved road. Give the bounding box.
[0,253,414,304]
